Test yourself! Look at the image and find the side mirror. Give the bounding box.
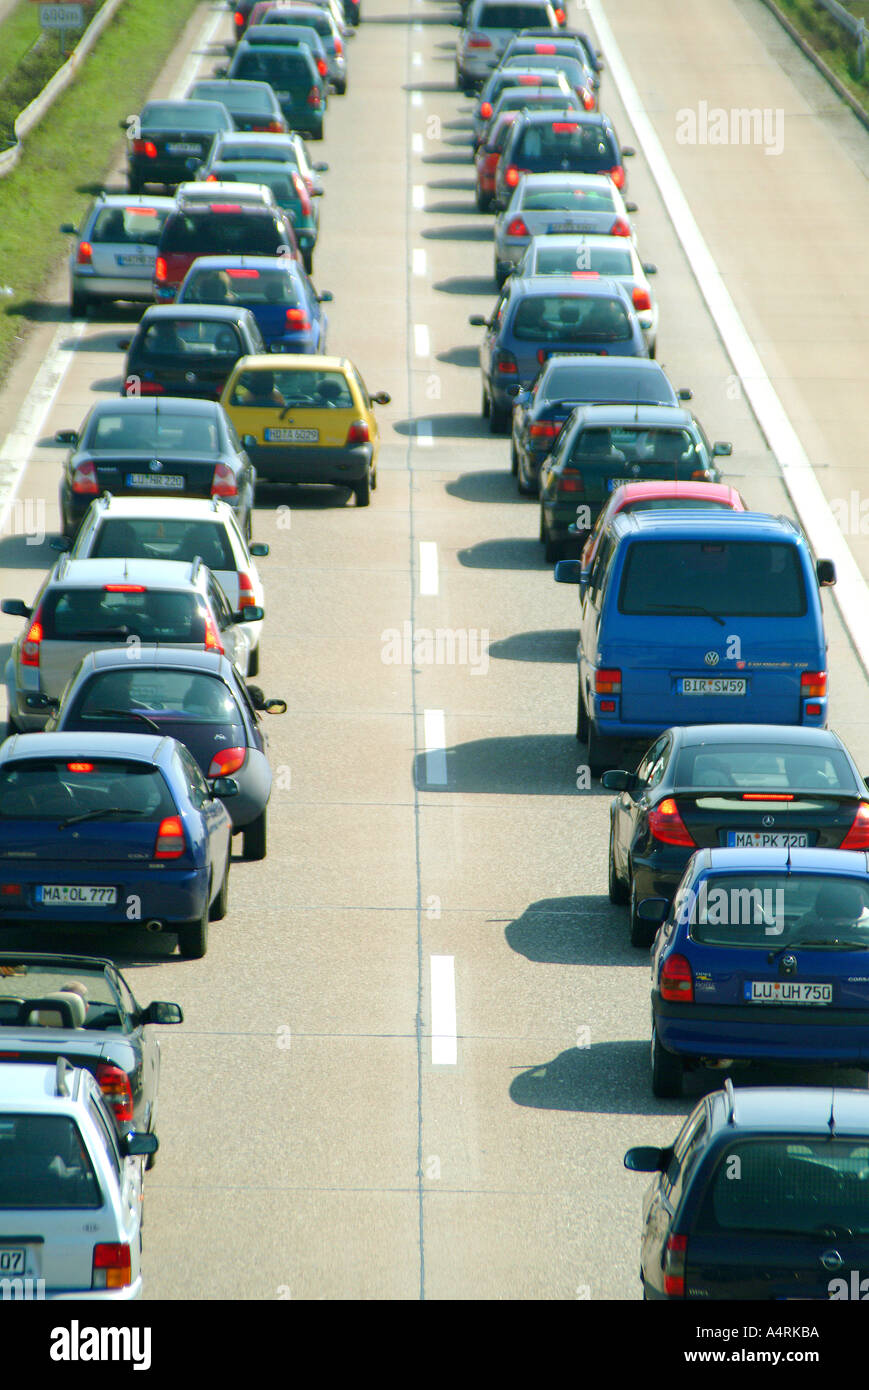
[119,119,132,131]
[318,290,334,302]
[120,1131,159,1158]
[50,536,72,552]
[54,430,78,445]
[816,558,836,587]
[264,698,287,714]
[622,146,636,157]
[24,694,58,711]
[624,1145,671,1173]
[643,262,657,275]
[242,434,257,449]
[625,200,638,213]
[249,541,269,557]
[677,388,692,401]
[313,161,329,173]
[553,560,582,585]
[60,223,78,235]
[1,599,31,619]
[371,391,391,405]
[211,775,239,798]
[247,684,266,709]
[468,314,489,327]
[141,1001,183,1025]
[712,441,732,456]
[600,769,637,792]
[234,605,265,623]
[514,390,530,406]
[506,383,522,398]
[214,65,228,77]
[117,338,132,351]
[311,186,324,197]
[636,897,669,924]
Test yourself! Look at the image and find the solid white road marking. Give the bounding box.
[170,6,226,99]
[412,132,424,154]
[423,708,447,784]
[412,248,427,277]
[414,323,430,358]
[587,0,869,672]
[419,541,439,595]
[430,956,457,1065]
[412,185,425,210]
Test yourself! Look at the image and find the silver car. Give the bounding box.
[0,1060,156,1300]
[456,0,559,92]
[494,172,637,286]
[515,232,659,354]
[60,194,175,317]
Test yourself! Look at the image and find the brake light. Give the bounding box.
[128,377,163,395]
[237,572,256,609]
[608,165,625,189]
[154,816,185,859]
[571,271,599,279]
[209,203,241,212]
[507,217,529,237]
[480,101,493,118]
[76,241,93,266]
[0,886,20,896]
[211,462,238,499]
[306,87,322,108]
[334,37,343,56]
[554,8,565,22]
[203,611,224,654]
[533,42,556,52]
[801,671,826,698]
[291,171,312,216]
[71,459,99,496]
[495,350,518,374]
[95,1063,133,1124]
[285,307,312,331]
[132,140,157,158]
[155,256,168,283]
[559,473,584,493]
[504,165,520,187]
[267,120,284,132]
[648,798,695,847]
[347,420,370,444]
[529,421,559,438]
[226,267,259,278]
[234,10,244,27]
[104,584,146,593]
[595,667,620,693]
[741,793,795,801]
[551,122,578,133]
[205,173,218,181]
[208,746,246,778]
[663,1235,687,1297]
[316,58,328,76]
[467,33,492,48]
[517,75,540,85]
[92,1244,132,1291]
[610,218,630,237]
[632,288,651,311]
[660,954,694,1003]
[66,762,94,773]
[20,609,43,668]
[841,802,869,850]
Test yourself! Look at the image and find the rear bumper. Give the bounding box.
[249,442,372,484]
[653,995,869,1065]
[69,269,155,303]
[128,157,203,186]
[0,864,211,927]
[596,704,829,739]
[48,1277,143,1301]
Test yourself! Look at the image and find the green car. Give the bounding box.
[204,159,320,273]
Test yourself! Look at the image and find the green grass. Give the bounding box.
[0,2,42,89]
[775,0,869,103]
[0,0,204,383]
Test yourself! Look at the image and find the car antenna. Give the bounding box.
[828,1090,836,1137]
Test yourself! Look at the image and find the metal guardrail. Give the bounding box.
[814,0,867,75]
[0,0,126,180]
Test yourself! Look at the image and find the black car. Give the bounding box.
[511,356,692,495]
[186,78,288,133]
[626,1081,869,1299]
[55,397,257,539]
[124,101,234,193]
[120,304,266,403]
[495,109,634,209]
[46,648,286,861]
[603,724,869,947]
[0,952,182,1156]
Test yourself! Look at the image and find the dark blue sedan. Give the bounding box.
[644,847,869,1097]
[469,275,648,433]
[176,254,329,354]
[0,731,236,959]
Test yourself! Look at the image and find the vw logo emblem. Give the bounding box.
[631,463,641,476]
[781,954,797,975]
[148,458,162,473]
[821,1249,843,1271]
[185,371,196,384]
[762,816,774,828]
[704,651,719,666]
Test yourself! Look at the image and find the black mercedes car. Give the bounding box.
[55,397,257,540]
[119,304,266,403]
[124,100,234,192]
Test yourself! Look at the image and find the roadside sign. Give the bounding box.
[39,3,85,27]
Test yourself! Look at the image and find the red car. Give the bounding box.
[580,480,747,573]
[475,111,517,213]
[153,200,299,302]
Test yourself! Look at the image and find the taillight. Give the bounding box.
[104,584,146,593]
[554,6,565,20]
[317,58,328,77]
[20,610,43,668]
[467,33,492,48]
[660,954,694,1003]
[801,671,826,698]
[841,802,869,850]
[663,1234,687,1297]
[291,171,312,216]
[559,472,584,493]
[334,37,343,56]
[610,218,631,237]
[76,241,93,266]
[632,288,651,311]
[267,120,284,133]
[234,9,244,27]
[205,173,218,182]
[504,165,520,188]
[285,307,312,331]
[95,1063,133,1125]
[608,165,626,189]
[237,571,256,608]
[346,420,370,444]
[154,816,185,859]
[155,256,168,283]
[71,459,99,496]
[494,349,518,375]
[133,380,164,395]
[92,1244,132,1291]
[507,217,529,236]
[595,667,620,693]
[306,87,322,108]
[204,611,224,654]
[211,462,238,499]
[480,101,493,119]
[208,746,246,778]
[529,421,559,439]
[581,88,594,110]
[132,140,157,158]
[648,798,695,847]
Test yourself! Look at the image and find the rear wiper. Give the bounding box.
[84,707,161,733]
[790,938,869,951]
[59,807,149,830]
[636,603,727,627]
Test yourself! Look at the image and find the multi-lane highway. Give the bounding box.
[1,0,868,1299]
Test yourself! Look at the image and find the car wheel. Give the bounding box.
[243,809,267,861]
[481,385,490,420]
[127,178,142,195]
[543,521,560,562]
[517,460,536,496]
[608,827,629,905]
[489,399,510,434]
[510,440,519,476]
[209,862,230,922]
[586,722,614,780]
[648,341,656,359]
[177,901,209,959]
[576,676,588,742]
[629,879,656,948]
[145,1144,157,1172]
[651,1024,684,1099]
[336,78,347,95]
[70,292,89,319]
[354,471,371,507]
[495,263,509,288]
[476,191,492,213]
[370,466,377,491]
[247,644,260,678]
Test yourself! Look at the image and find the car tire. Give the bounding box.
[586,723,614,780]
[651,1024,683,1099]
[354,471,371,507]
[510,440,519,476]
[370,465,377,491]
[145,1144,157,1172]
[336,78,347,95]
[476,189,492,213]
[490,399,510,434]
[495,263,509,289]
[177,902,209,960]
[517,460,536,496]
[247,644,260,678]
[576,677,588,742]
[243,809,267,861]
[608,828,629,905]
[302,249,314,274]
[543,522,560,562]
[629,879,656,948]
[481,385,490,420]
[311,124,325,142]
[127,178,142,195]
[209,862,230,922]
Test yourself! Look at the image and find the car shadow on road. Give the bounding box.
[457,538,545,569]
[421,225,492,242]
[0,924,178,968]
[489,628,576,661]
[427,177,477,191]
[57,332,131,354]
[505,895,638,967]
[421,152,473,164]
[0,535,60,570]
[402,81,462,94]
[392,412,489,439]
[435,344,480,366]
[254,482,355,510]
[414,732,594,794]
[425,199,480,215]
[509,1043,682,1117]
[91,376,125,393]
[434,276,496,295]
[446,470,528,503]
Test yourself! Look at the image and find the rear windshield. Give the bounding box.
[533,244,633,276]
[491,70,560,96]
[512,294,631,342]
[160,210,285,255]
[673,742,854,793]
[496,91,576,115]
[0,758,176,821]
[697,1139,869,1236]
[542,363,672,403]
[618,540,807,617]
[39,589,208,644]
[142,103,229,132]
[264,11,331,34]
[622,496,729,514]
[569,427,699,466]
[215,139,296,163]
[192,83,275,115]
[0,1116,100,1209]
[685,873,869,946]
[233,49,315,81]
[477,4,552,27]
[85,412,221,453]
[520,186,614,212]
[0,964,119,1025]
[76,670,241,725]
[230,367,353,407]
[184,264,300,308]
[513,121,617,170]
[90,206,168,245]
[90,518,236,570]
[505,53,584,79]
[209,166,296,204]
[136,319,242,359]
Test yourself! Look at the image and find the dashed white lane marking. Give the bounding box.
[430,956,457,1066]
[411,91,422,107]
[412,184,425,209]
[413,323,430,358]
[416,420,433,448]
[412,132,424,154]
[423,709,447,785]
[412,248,427,277]
[419,541,439,595]
[412,51,422,67]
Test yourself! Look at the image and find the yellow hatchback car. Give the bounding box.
[221,355,390,506]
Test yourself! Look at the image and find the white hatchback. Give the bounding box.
[0,1060,156,1299]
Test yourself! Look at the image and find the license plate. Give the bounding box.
[0,1248,27,1275]
[727,832,809,848]
[747,981,832,1005]
[36,885,118,906]
[677,677,747,696]
[547,221,592,233]
[607,477,635,491]
[264,428,319,443]
[166,142,201,155]
[126,473,185,490]
[117,254,150,267]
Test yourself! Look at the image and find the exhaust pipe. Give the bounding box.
[144,919,163,933]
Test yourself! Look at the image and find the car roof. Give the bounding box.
[510,274,629,299]
[544,354,663,373]
[88,194,176,210]
[0,731,173,765]
[139,304,254,325]
[569,405,690,428]
[170,201,278,218]
[0,1061,79,1105]
[529,232,636,250]
[191,78,274,93]
[91,496,237,520]
[711,1085,869,1136]
[232,353,351,372]
[183,254,300,274]
[611,509,799,541]
[520,171,613,188]
[80,645,234,677]
[698,847,869,873]
[216,131,296,144]
[675,723,842,749]
[49,557,205,588]
[142,100,231,118]
[513,109,609,128]
[89,396,221,418]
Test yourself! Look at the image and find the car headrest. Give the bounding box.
[23,992,87,1028]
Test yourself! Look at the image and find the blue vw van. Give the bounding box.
[555,511,837,776]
